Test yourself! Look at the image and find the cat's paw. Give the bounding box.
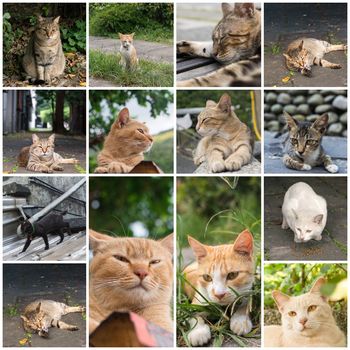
[188,323,211,346]
[193,156,204,166]
[177,41,192,55]
[326,164,338,173]
[230,314,252,336]
[94,166,108,174]
[281,219,289,230]
[314,235,322,241]
[224,158,242,172]
[52,165,64,171]
[332,64,342,69]
[209,160,226,173]
[41,166,53,173]
[301,164,312,171]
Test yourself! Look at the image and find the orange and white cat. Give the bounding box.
[95,108,153,173]
[119,33,139,70]
[183,229,255,346]
[264,277,346,347]
[89,230,173,334]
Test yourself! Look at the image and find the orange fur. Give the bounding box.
[119,33,139,69]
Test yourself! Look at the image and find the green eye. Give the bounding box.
[306,140,317,146]
[227,272,239,280]
[202,274,212,282]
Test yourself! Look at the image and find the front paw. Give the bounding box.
[188,323,211,346]
[209,160,226,173]
[177,41,192,55]
[301,164,312,171]
[193,156,204,166]
[230,314,252,336]
[224,158,243,171]
[41,166,53,173]
[94,166,108,173]
[52,165,64,171]
[314,235,322,241]
[326,164,338,173]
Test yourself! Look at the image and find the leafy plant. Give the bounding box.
[61,20,86,53]
[3,13,14,52]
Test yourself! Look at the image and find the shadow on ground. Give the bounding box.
[264,177,347,261]
[264,3,347,87]
[3,133,86,174]
[3,264,86,347]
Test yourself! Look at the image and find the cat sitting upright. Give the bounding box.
[95,108,153,173]
[119,33,139,70]
[264,277,346,347]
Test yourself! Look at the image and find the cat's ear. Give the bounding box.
[48,134,55,143]
[36,302,41,313]
[188,236,210,260]
[284,112,298,130]
[32,134,40,144]
[114,108,130,129]
[118,33,123,38]
[309,277,326,294]
[312,113,328,134]
[233,229,253,257]
[159,233,173,255]
[53,16,60,24]
[218,93,231,114]
[233,3,255,18]
[272,290,290,311]
[130,33,135,38]
[37,15,44,22]
[206,100,216,108]
[20,315,29,322]
[298,40,304,51]
[222,3,234,17]
[283,53,291,60]
[313,214,323,225]
[89,229,113,253]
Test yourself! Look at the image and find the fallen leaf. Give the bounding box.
[282,76,290,83]
[19,338,28,345]
[65,52,76,59]
[79,82,86,87]
[67,74,76,79]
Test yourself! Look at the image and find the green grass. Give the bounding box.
[74,164,86,174]
[5,303,19,317]
[90,50,173,87]
[266,43,282,55]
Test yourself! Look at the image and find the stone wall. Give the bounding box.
[264,90,347,137]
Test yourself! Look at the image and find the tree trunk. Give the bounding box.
[54,91,66,133]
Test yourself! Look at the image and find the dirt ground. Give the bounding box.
[264,177,347,261]
[3,264,86,347]
[264,3,347,87]
[3,132,86,174]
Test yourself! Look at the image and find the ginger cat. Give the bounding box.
[95,108,153,173]
[119,33,139,69]
[194,93,254,173]
[89,230,173,334]
[264,277,346,347]
[183,229,255,346]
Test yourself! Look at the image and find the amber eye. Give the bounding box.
[114,255,129,263]
[202,274,212,282]
[137,128,144,134]
[227,272,239,280]
[150,259,160,265]
[308,305,317,312]
[288,311,297,317]
[290,138,298,145]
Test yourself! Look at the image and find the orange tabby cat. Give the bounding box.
[89,229,173,334]
[183,229,255,346]
[119,33,139,69]
[95,108,153,173]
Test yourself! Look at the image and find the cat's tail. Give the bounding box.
[17,146,30,167]
[60,158,79,164]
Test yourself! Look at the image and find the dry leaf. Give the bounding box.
[79,82,87,87]
[19,338,28,345]
[282,76,290,83]
[65,52,76,59]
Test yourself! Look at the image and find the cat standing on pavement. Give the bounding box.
[282,182,327,243]
[119,33,139,70]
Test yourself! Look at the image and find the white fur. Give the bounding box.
[230,313,253,335]
[326,163,339,173]
[301,163,312,171]
[282,182,327,242]
[188,317,211,346]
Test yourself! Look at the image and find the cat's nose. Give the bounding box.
[299,317,308,326]
[214,292,226,300]
[134,268,148,280]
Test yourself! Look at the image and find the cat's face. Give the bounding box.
[108,108,153,154]
[30,134,55,159]
[119,33,134,49]
[212,3,260,64]
[292,211,324,242]
[36,15,60,40]
[283,41,312,76]
[196,93,234,137]
[285,112,328,158]
[188,229,254,305]
[90,230,173,305]
[21,302,49,338]
[273,277,333,337]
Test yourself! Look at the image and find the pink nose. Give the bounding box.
[299,318,308,326]
[214,292,226,300]
[134,268,148,280]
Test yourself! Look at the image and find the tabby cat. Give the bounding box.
[89,230,173,334]
[283,38,347,76]
[183,230,255,346]
[177,3,261,87]
[194,93,254,173]
[283,112,338,173]
[17,134,79,173]
[95,108,153,173]
[23,15,65,84]
[119,33,139,69]
[21,300,85,338]
[264,277,346,347]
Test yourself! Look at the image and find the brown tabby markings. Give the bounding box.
[264,277,346,347]
[95,108,153,173]
[89,230,174,334]
[17,134,78,173]
[183,230,255,347]
[177,3,261,87]
[283,112,338,173]
[119,33,139,69]
[283,38,347,76]
[21,300,85,338]
[23,15,65,83]
[194,93,254,173]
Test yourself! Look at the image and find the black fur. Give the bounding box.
[20,211,71,253]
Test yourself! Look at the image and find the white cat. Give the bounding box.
[281,182,327,242]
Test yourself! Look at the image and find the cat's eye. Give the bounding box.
[137,128,145,134]
[290,138,298,145]
[306,230,311,233]
[288,311,297,317]
[227,272,239,280]
[306,140,317,146]
[114,255,129,263]
[202,274,212,282]
[150,259,160,265]
[308,305,317,312]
